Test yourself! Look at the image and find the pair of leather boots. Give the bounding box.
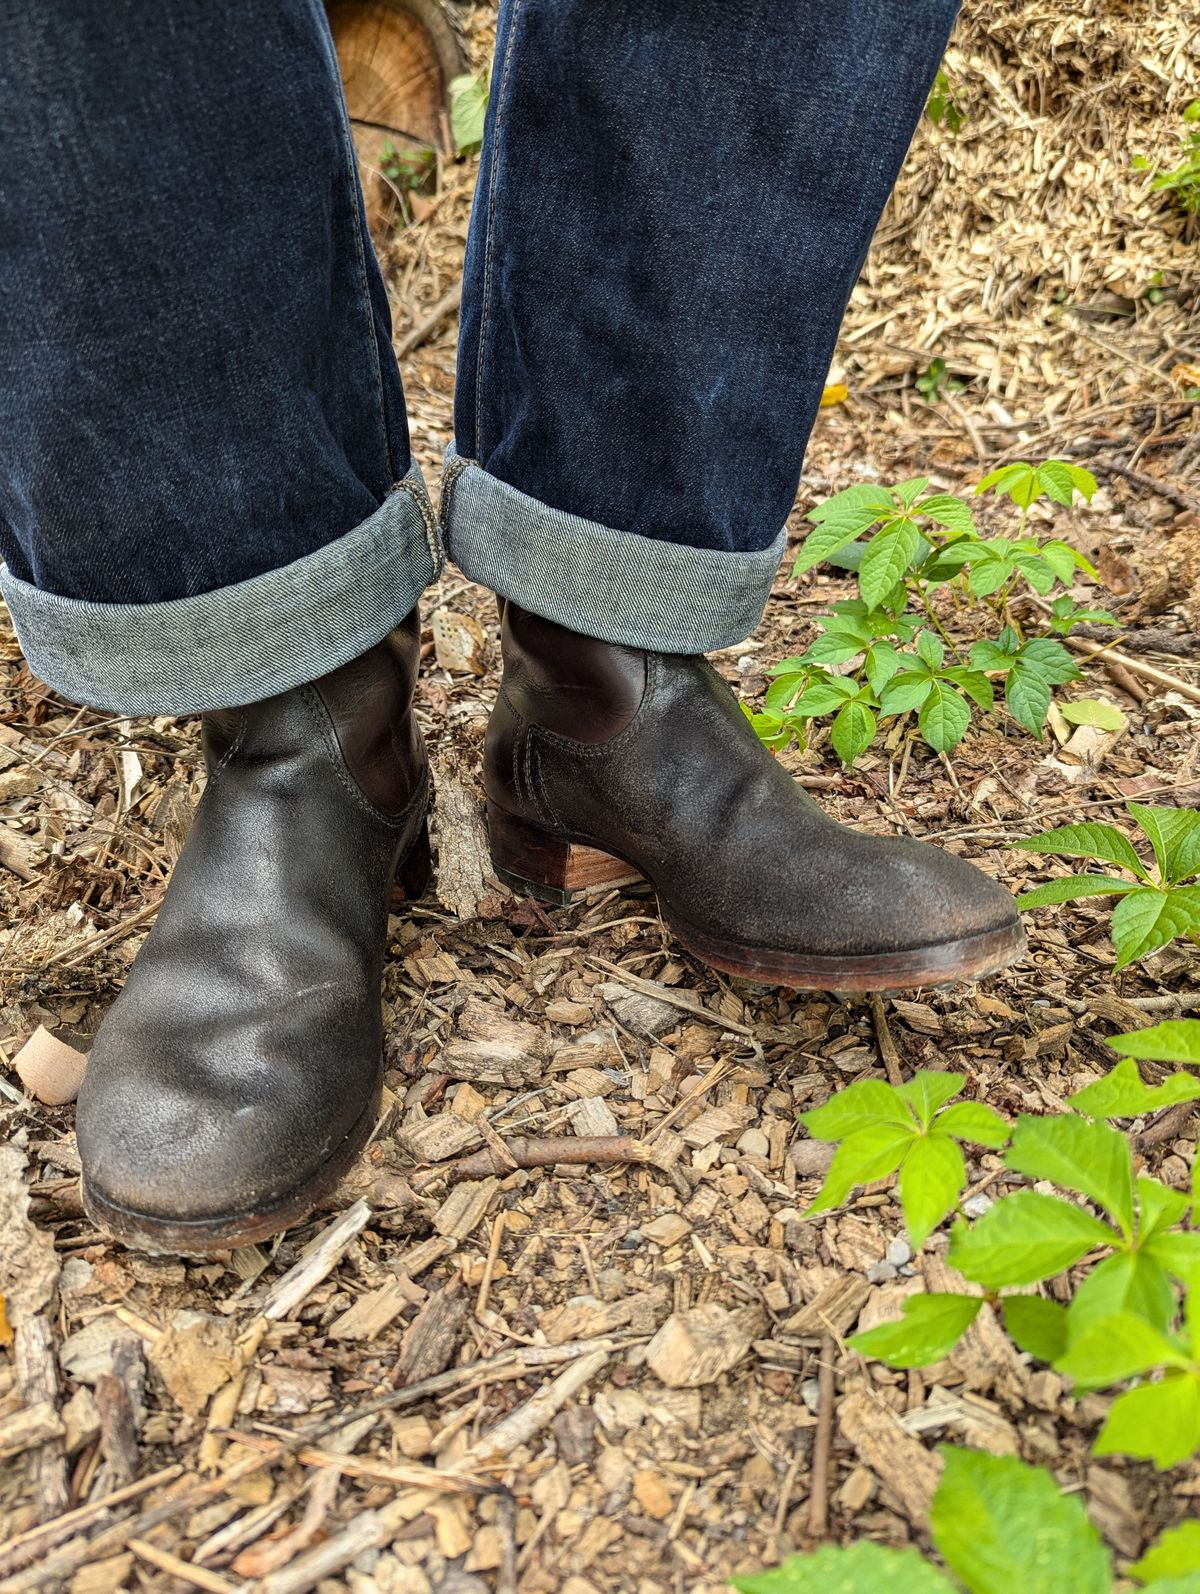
[77,604,1023,1253]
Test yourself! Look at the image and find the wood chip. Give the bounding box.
[395,1277,468,1384]
[12,1026,88,1105]
[433,1178,500,1241]
[261,1200,371,1321]
[838,1386,943,1521]
[644,1304,766,1389]
[398,1114,482,1163]
[678,1104,756,1149]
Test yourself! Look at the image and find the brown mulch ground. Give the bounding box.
[2,4,1199,1592]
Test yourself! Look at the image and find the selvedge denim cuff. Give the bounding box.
[0,464,441,716]
[440,450,787,654]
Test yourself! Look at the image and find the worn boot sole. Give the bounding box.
[79,823,432,1256]
[488,804,1025,993]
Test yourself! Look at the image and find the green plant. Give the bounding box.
[926,68,966,136]
[1133,101,1200,216]
[917,356,965,402]
[754,463,1101,764]
[1013,804,1200,968]
[730,1446,1200,1593]
[797,1050,1200,1466]
[449,71,489,157]
[801,1072,1010,1248]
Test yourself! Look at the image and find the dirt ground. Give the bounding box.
[3,4,1200,1592]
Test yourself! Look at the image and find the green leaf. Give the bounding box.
[976,462,1041,509]
[1067,1251,1176,1339]
[1069,1058,1200,1118]
[1060,698,1128,733]
[1138,1176,1193,1241]
[1011,821,1148,878]
[860,521,921,608]
[1145,1231,1200,1279]
[797,486,895,572]
[900,1135,967,1248]
[878,672,934,715]
[1002,1295,1069,1362]
[849,1292,982,1368]
[449,72,490,157]
[948,1190,1117,1289]
[1016,876,1141,910]
[1056,1309,1190,1389]
[1131,1522,1200,1584]
[1094,1373,1200,1470]
[1111,1020,1200,1067]
[936,1102,1012,1148]
[1111,887,1200,970]
[895,1070,966,1127]
[930,1446,1111,1594]
[919,681,971,754]
[1129,805,1200,885]
[831,699,877,768]
[805,1124,915,1215]
[942,668,994,711]
[1036,459,1096,506]
[730,1541,955,1594]
[1019,637,1081,686]
[1006,1113,1134,1234]
[1005,661,1052,736]
[916,494,976,535]
[801,1081,912,1140]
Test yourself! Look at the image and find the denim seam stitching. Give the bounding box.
[323,26,395,485]
[394,472,445,579]
[472,0,525,458]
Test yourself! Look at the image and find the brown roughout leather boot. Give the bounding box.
[76,613,429,1254]
[485,603,1024,991]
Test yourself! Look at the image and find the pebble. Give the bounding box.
[736,1127,770,1159]
[962,1193,993,1218]
[866,1261,898,1284]
[886,1238,912,1266]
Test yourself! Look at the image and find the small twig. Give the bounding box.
[870,995,905,1087]
[1087,456,1200,515]
[127,1540,239,1594]
[1067,638,1200,705]
[806,1333,837,1538]
[443,1135,652,1183]
[1134,1100,1199,1152]
[586,957,755,1035]
[476,1210,507,1321]
[394,283,463,360]
[935,777,1200,843]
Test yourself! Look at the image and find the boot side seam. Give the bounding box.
[524,653,659,759]
[299,686,427,832]
[206,710,249,783]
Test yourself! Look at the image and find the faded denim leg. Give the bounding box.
[446,0,959,653]
[0,1,439,716]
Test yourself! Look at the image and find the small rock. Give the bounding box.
[962,1193,993,1218]
[866,1261,897,1284]
[789,1139,835,1178]
[736,1127,770,1159]
[886,1238,912,1267]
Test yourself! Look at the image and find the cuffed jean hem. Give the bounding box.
[440,450,787,654]
[0,464,441,716]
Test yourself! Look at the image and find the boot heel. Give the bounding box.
[487,803,641,906]
[392,819,432,903]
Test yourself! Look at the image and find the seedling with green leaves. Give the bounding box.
[758,462,1102,766]
[449,71,489,157]
[798,1051,1200,1467]
[1014,803,1200,968]
[730,1446,1200,1593]
[1133,100,1200,216]
[800,1072,1010,1248]
[925,67,966,136]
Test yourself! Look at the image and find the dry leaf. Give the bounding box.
[0,1143,60,1321]
[432,606,486,675]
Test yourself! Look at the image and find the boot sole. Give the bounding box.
[80,820,431,1256]
[488,803,1026,993]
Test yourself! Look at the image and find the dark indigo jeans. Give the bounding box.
[0,0,959,715]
